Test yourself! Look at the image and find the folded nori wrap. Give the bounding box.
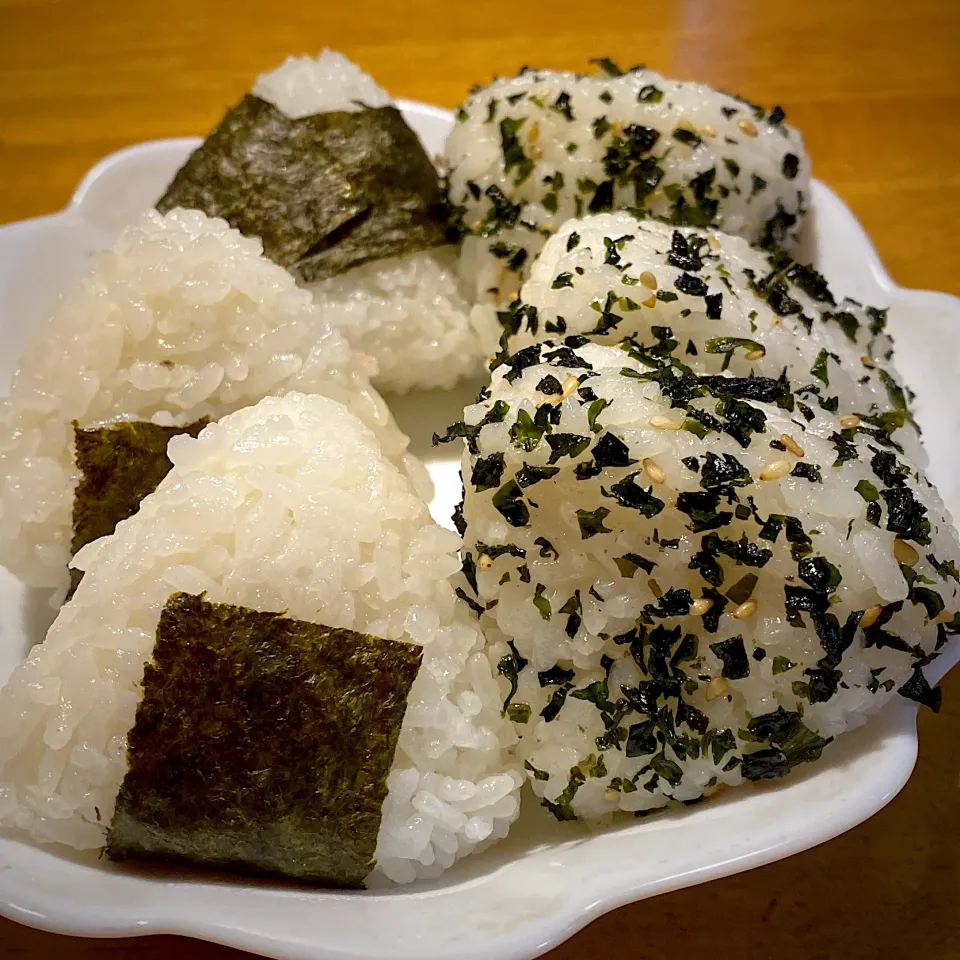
[106,592,423,887]
[157,95,449,282]
[70,419,208,596]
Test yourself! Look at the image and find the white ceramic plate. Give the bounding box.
[1,102,959,960]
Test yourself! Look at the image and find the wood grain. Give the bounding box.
[1,0,959,957]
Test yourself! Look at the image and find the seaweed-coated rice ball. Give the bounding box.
[445,338,958,820]
[446,63,809,306]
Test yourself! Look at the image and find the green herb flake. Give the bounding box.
[499,116,534,185]
[492,479,530,527]
[509,409,545,451]
[546,433,591,464]
[898,667,942,713]
[709,635,750,680]
[507,703,532,723]
[577,507,612,539]
[533,583,552,620]
[673,127,702,148]
[614,553,657,578]
[810,348,831,386]
[497,640,529,714]
[471,453,505,491]
[772,655,796,675]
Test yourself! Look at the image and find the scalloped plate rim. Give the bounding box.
[0,99,957,960]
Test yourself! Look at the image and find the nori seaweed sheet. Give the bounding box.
[289,106,450,282]
[69,419,208,597]
[156,95,449,281]
[106,592,423,887]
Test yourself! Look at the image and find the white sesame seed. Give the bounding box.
[780,434,805,457]
[639,271,658,290]
[860,355,876,368]
[528,121,540,143]
[642,458,666,483]
[603,787,620,803]
[649,416,683,430]
[530,145,543,160]
[561,376,579,398]
[733,598,758,620]
[641,294,657,309]
[839,414,860,429]
[738,118,758,137]
[705,677,729,701]
[706,235,721,249]
[478,555,493,570]
[676,118,698,134]
[745,348,766,361]
[760,460,791,481]
[859,604,883,629]
[702,123,717,138]
[893,538,919,566]
[690,598,714,616]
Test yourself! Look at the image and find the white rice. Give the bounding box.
[446,65,810,306]
[505,213,922,463]
[255,51,495,393]
[0,207,427,591]
[452,340,958,819]
[253,49,392,116]
[305,249,498,395]
[0,393,522,884]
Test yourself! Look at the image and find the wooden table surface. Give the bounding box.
[1,0,959,957]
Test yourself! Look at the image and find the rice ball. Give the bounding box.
[0,393,522,884]
[500,212,921,463]
[0,207,428,591]
[447,339,958,819]
[246,50,498,393]
[446,63,810,307]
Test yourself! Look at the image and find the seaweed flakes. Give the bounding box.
[106,592,422,887]
[70,419,209,596]
[157,96,448,282]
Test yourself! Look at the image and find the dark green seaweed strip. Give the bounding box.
[157,96,449,281]
[69,419,209,598]
[291,106,450,282]
[157,95,368,268]
[106,592,423,888]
